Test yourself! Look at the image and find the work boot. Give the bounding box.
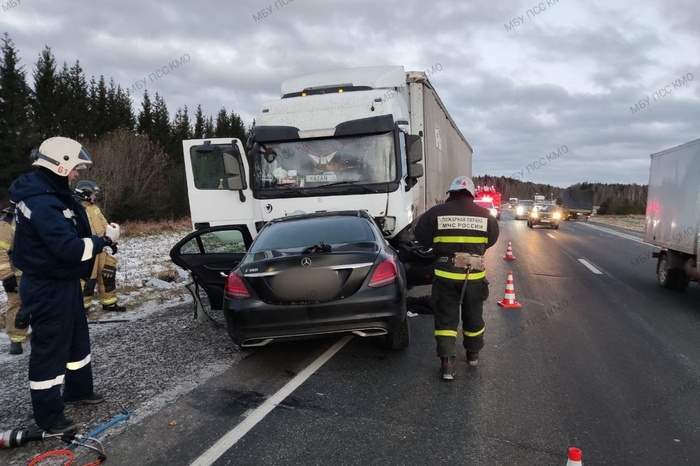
[9,342,23,355]
[44,417,78,434]
[440,357,455,381]
[467,351,480,366]
[64,392,105,405]
[103,303,126,312]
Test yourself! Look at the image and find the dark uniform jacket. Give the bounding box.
[9,168,107,280]
[413,194,500,281]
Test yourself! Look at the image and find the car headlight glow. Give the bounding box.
[516,206,524,215]
[531,211,538,218]
[553,212,561,219]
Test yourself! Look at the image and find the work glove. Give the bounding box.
[105,223,120,243]
[2,274,17,293]
[101,235,118,255]
[15,306,30,330]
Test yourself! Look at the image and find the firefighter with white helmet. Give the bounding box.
[414,176,500,380]
[9,137,119,434]
[74,180,125,313]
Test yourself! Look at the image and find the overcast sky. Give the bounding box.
[3,0,699,187]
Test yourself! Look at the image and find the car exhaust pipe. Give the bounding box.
[351,328,388,337]
[241,338,274,347]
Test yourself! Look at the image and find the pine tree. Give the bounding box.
[136,89,153,135]
[214,107,229,137]
[229,109,246,141]
[203,115,214,138]
[0,33,34,200]
[31,46,60,142]
[150,92,170,149]
[54,60,90,139]
[89,75,109,139]
[193,104,204,138]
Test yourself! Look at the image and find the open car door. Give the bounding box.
[170,225,254,310]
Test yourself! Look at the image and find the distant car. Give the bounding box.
[527,204,562,229]
[170,210,409,350]
[475,199,499,219]
[508,197,518,208]
[514,200,535,220]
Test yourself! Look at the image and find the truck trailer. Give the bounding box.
[179,66,472,286]
[644,138,700,290]
[562,189,594,220]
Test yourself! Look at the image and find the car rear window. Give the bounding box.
[250,217,377,252]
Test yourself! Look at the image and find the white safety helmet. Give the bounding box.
[446,176,475,194]
[30,137,92,176]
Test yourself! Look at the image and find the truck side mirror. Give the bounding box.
[405,134,424,190]
[223,152,247,202]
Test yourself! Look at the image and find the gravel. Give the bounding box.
[1,230,245,465]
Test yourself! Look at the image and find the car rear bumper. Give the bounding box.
[224,285,406,346]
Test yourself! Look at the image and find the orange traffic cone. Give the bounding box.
[566,447,582,465]
[497,271,522,308]
[503,241,515,260]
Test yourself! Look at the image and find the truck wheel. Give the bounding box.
[658,255,690,291]
[386,315,410,350]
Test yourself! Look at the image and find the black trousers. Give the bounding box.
[22,275,94,429]
[431,278,489,357]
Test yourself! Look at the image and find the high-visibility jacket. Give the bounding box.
[413,195,500,281]
[0,215,20,281]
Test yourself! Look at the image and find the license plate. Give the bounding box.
[306,174,338,182]
[541,219,550,223]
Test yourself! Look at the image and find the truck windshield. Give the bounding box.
[253,132,396,189]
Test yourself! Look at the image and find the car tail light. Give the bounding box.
[225,273,250,299]
[368,257,398,287]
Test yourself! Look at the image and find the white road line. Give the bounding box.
[578,259,603,275]
[190,335,353,466]
[580,222,646,245]
[547,233,556,239]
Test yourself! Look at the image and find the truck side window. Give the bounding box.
[190,145,242,190]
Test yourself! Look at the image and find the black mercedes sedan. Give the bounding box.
[170,210,409,350]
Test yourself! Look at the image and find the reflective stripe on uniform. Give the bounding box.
[0,240,11,250]
[30,374,65,390]
[0,263,10,271]
[81,238,93,261]
[433,236,488,244]
[66,354,91,371]
[17,201,31,219]
[434,269,486,281]
[435,330,458,337]
[464,327,485,337]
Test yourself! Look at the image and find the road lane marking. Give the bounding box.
[578,259,603,274]
[547,233,556,239]
[190,336,353,466]
[580,222,646,245]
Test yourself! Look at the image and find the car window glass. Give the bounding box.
[180,230,247,254]
[251,217,375,252]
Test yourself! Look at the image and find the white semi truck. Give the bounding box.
[644,138,700,290]
[179,66,472,286]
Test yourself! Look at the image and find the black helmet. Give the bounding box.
[74,180,101,202]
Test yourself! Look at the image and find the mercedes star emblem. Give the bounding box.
[301,257,312,267]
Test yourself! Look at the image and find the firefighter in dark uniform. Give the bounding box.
[414,176,499,380]
[9,137,120,434]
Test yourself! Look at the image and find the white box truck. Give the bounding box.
[178,66,472,286]
[644,138,700,290]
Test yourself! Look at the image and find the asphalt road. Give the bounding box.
[5,210,700,465]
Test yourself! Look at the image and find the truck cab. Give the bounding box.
[179,66,471,287]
